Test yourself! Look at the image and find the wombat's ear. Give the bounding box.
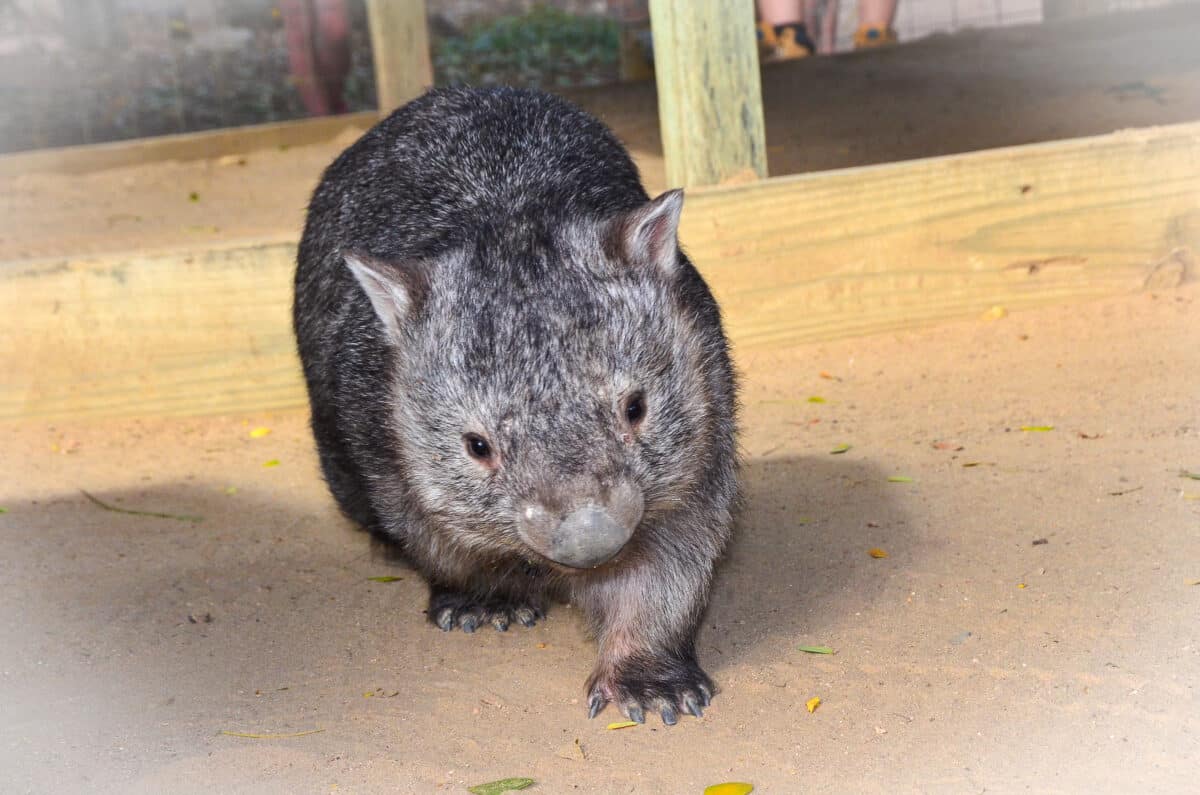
[609,189,684,276]
[343,250,427,342]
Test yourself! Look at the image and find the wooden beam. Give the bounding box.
[0,111,378,178]
[3,122,1198,420]
[648,0,767,189]
[365,0,433,114]
[1,244,300,421]
[680,124,1200,349]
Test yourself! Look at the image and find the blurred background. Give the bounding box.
[1,0,1191,155]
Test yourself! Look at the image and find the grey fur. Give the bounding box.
[293,87,739,723]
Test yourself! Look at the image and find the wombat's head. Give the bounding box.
[344,190,727,570]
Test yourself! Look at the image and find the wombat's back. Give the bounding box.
[300,87,648,272]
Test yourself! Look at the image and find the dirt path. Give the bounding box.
[3,283,1197,793]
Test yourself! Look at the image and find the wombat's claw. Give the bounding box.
[514,607,540,628]
[586,658,714,725]
[433,607,456,632]
[427,588,544,634]
[587,692,608,719]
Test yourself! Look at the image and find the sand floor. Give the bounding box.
[3,283,1197,794]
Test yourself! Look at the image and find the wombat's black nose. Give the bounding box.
[517,484,642,569]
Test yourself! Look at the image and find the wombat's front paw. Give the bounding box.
[426,587,544,633]
[586,655,714,725]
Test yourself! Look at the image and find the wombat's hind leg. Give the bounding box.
[427,585,545,634]
[586,651,714,725]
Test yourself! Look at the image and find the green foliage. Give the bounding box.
[433,6,619,89]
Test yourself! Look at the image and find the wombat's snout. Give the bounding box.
[517,481,644,569]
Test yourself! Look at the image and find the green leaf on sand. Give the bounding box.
[81,490,202,523]
[367,576,403,583]
[807,396,826,404]
[887,476,914,483]
[797,645,835,655]
[1020,425,1054,432]
[1180,470,1200,480]
[830,444,852,454]
[467,779,535,795]
[220,728,324,739]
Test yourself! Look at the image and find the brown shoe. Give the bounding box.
[774,25,814,59]
[853,25,898,49]
[757,21,778,57]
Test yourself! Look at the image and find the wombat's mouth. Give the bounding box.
[517,504,636,569]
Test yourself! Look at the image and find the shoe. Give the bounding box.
[759,22,814,61]
[853,25,897,49]
[756,21,778,57]
[773,24,814,59]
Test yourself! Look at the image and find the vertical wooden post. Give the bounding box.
[365,0,434,113]
[647,0,767,189]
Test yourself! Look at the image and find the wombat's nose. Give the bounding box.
[517,483,643,569]
[547,506,635,569]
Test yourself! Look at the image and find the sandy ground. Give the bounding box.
[3,283,1198,794]
[2,4,1199,262]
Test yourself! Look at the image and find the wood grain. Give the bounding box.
[1,243,300,420]
[683,123,1200,351]
[648,0,768,188]
[3,123,1197,420]
[0,112,378,178]
[365,0,433,113]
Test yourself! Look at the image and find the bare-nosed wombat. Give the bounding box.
[293,87,738,725]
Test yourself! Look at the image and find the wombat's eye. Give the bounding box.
[464,433,494,462]
[623,391,646,427]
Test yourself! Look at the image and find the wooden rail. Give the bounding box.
[3,122,1197,420]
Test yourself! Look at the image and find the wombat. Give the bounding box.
[293,87,738,725]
